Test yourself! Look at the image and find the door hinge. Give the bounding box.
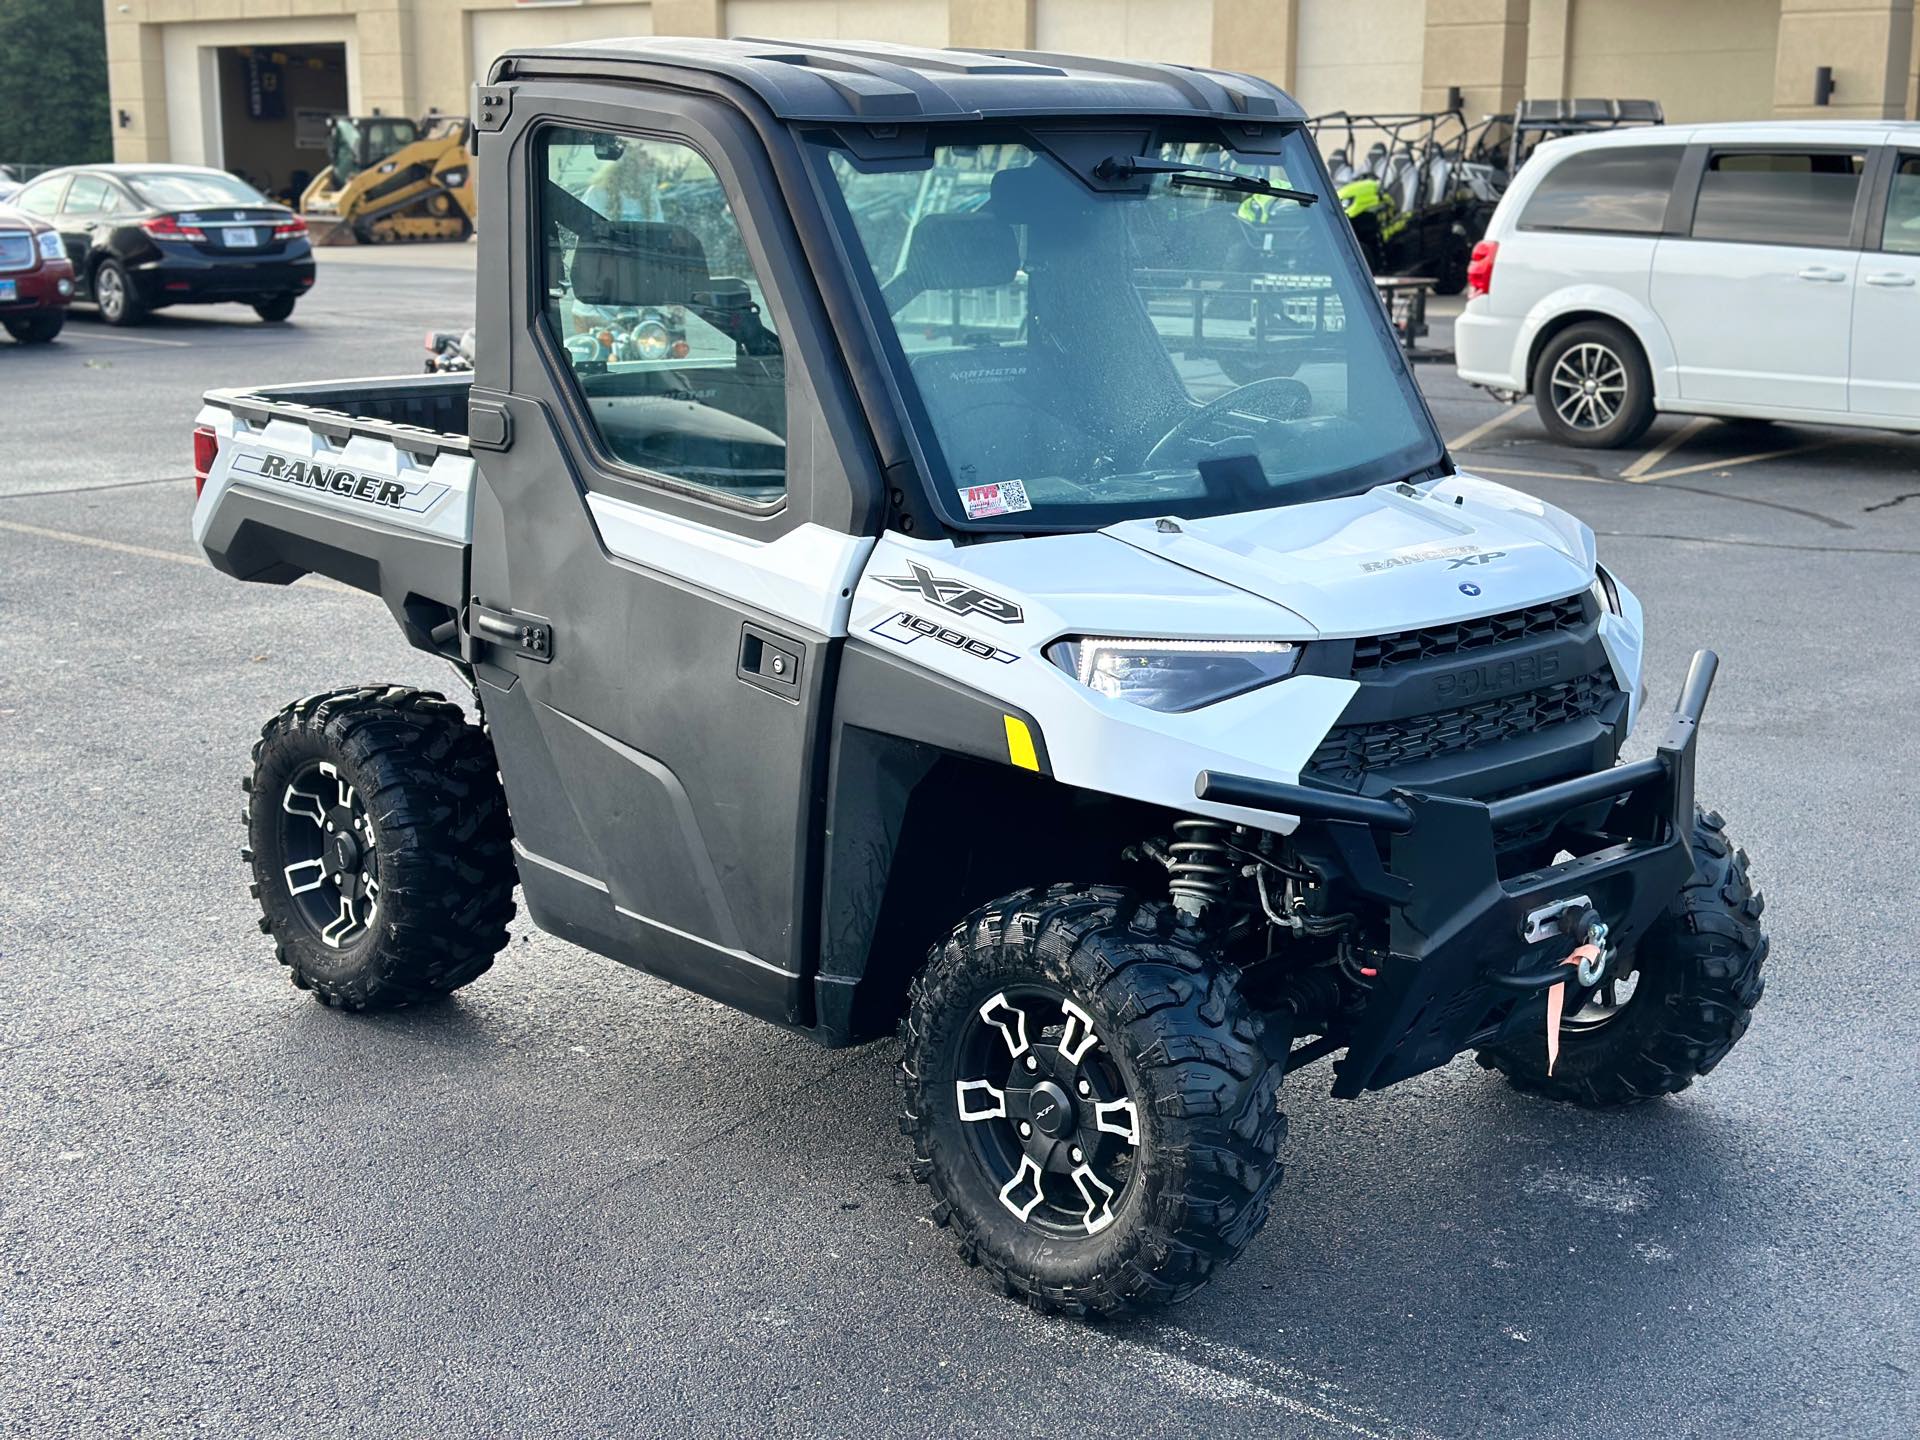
[473,86,512,133]
[466,600,552,663]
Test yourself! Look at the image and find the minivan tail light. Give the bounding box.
[193,425,218,497]
[1467,239,1498,297]
[142,213,207,242]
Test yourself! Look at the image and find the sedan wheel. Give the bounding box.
[93,261,143,326]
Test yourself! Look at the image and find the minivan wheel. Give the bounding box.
[93,259,144,326]
[1534,320,1654,448]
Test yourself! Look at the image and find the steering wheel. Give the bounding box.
[1141,376,1311,471]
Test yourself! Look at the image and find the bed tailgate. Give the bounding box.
[191,392,477,641]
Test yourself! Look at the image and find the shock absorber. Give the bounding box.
[1168,818,1235,918]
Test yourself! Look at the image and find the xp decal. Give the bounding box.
[871,611,1018,663]
[229,450,450,515]
[876,561,1026,624]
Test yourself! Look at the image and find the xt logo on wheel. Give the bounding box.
[876,561,1025,624]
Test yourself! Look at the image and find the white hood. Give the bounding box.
[1102,473,1597,636]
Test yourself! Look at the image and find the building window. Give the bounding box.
[1518,146,1683,235]
[1691,150,1865,248]
[537,126,785,506]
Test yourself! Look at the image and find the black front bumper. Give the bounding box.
[1198,650,1718,1097]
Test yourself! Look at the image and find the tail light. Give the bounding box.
[1467,239,1498,297]
[141,213,207,242]
[192,425,218,497]
[273,215,308,239]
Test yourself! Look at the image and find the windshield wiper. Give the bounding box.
[1092,154,1320,206]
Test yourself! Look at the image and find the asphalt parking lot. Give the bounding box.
[4,255,1918,1439]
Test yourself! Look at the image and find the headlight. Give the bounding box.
[634,319,672,359]
[37,230,62,262]
[1590,565,1621,616]
[1045,637,1300,713]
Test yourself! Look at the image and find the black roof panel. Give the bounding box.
[493,36,1303,125]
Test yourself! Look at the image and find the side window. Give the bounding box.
[538,125,785,506]
[1518,146,1682,235]
[15,176,67,216]
[1882,155,1920,255]
[62,175,110,214]
[1691,149,1864,247]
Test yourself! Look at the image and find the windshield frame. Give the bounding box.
[800,119,1449,537]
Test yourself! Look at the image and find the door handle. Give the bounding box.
[1864,272,1917,288]
[1797,266,1848,282]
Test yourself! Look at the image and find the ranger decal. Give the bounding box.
[229,451,449,514]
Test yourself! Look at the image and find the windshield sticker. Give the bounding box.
[959,480,1031,520]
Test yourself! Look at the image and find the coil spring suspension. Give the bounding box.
[1168,819,1235,916]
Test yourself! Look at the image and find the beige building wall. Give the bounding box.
[104,0,1920,170]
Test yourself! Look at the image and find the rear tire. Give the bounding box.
[253,296,297,323]
[93,259,144,326]
[244,687,517,1010]
[4,313,64,343]
[1533,320,1654,448]
[1478,808,1767,1107]
[901,886,1286,1316]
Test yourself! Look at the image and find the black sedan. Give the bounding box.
[7,164,315,326]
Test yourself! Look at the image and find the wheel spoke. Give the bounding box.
[1058,998,1099,1066]
[319,894,358,948]
[1092,1097,1140,1146]
[977,993,1030,1058]
[1071,1163,1117,1234]
[997,1155,1046,1222]
[283,858,327,896]
[955,1079,1007,1122]
[282,785,327,830]
[320,761,355,812]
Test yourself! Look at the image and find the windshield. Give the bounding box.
[126,170,268,208]
[813,125,1443,530]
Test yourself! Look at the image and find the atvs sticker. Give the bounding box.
[958,480,1032,520]
[875,561,1025,624]
[229,451,449,515]
[872,611,1017,663]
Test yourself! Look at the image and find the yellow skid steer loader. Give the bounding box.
[300,114,477,245]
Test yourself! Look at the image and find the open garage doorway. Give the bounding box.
[214,44,348,207]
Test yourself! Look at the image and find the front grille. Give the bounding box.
[1309,670,1620,786]
[1351,594,1588,676]
[0,232,33,273]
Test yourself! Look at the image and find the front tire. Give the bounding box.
[4,313,65,344]
[93,259,144,326]
[901,887,1286,1316]
[244,687,517,1009]
[1479,808,1767,1107]
[1534,320,1654,448]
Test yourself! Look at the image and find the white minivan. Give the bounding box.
[1455,121,1920,447]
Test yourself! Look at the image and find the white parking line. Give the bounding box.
[0,517,352,592]
[57,329,194,349]
[1446,402,1528,452]
[1621,416,1715,480]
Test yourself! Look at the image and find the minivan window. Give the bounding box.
[1518,145,1681,235]
[1691,150,1864,248]
[1883,155,1920,255]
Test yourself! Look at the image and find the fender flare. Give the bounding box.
[1513,287,1676,401]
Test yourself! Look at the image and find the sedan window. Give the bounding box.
[124,170,268,208]
[62,175,111,214]
[13,176,67,216]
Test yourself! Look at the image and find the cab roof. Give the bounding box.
[491,36,1302,126]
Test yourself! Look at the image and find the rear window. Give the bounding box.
[124,170,267,208]
[1691,150,1864,248]
[1518,145,1681,235]
[1883,155,1920,255]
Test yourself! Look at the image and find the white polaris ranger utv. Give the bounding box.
[191,39,1767,1317]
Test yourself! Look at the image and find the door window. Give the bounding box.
[1518,145,1682,234]
[62,175,111,215]
[537,126,785,505]
[1882,155,1920,255]
[1691,150,1864,247]
[13,176,67,216]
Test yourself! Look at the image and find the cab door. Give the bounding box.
[465,88,881,1027]
[1850,150,1920,420]
[1650,143,1871,411]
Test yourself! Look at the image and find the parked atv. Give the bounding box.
[191,39,1767,1318]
